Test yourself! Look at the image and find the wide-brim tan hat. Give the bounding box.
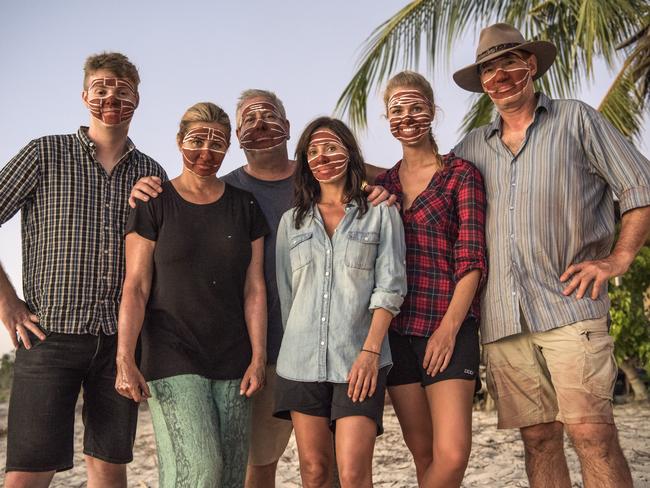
[453,23,557,93]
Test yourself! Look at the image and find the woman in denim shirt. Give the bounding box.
[274,117,407,488]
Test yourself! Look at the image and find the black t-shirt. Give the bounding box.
[125,181,270,381]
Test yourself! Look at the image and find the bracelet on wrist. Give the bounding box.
[361,348,380,356]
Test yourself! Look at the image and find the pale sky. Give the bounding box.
[0,1,648,353]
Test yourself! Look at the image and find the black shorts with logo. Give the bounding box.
[6,329,139,472]
[387,318,481,391]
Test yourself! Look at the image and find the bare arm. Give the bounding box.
[561,205,650,299]
[115,232,155,402]
[347,308,394,402]
[240,236,267,397]
[423,269,482,376]
[0,263,44,349]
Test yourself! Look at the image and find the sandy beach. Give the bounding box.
[1,399,649,487]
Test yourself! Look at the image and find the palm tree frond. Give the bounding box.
[459,94,495,135]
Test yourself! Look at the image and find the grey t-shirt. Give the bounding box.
[222,165,294,363]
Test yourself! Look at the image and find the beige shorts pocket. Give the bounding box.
[580,326,617,400]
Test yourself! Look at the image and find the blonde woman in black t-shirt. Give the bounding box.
[115,102,270,488]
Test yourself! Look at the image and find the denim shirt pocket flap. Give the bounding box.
[345,231,380,270]
[289,232,313,271]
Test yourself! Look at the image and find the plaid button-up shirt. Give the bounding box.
[376,154,487,337]
[0,127,166,335]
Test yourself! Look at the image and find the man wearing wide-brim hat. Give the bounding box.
[452,22,650,488]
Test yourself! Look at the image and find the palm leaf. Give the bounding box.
[459,94,495,135]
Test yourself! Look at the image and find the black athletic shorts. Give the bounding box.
[273,366,389,435]
[6,329,139,472]
[387,318,481,391]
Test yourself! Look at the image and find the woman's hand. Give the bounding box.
[423,323,458,377]
[115,356,151,402]
[347,350,380,402]
[240,359,266,397]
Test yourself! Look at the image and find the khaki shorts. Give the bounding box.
[248,365,293,466]
[484,315,617,429]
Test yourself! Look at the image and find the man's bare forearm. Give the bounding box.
[612,205,650,271]
[0,263,20,311]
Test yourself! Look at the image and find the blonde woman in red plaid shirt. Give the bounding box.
[375,71,487,488]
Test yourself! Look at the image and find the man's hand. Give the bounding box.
[423,324,457,377]
[240,359,265,397]
[128,176,163,208]
[115,356,151,402]
[347,350,379,402]
[560,254,630,300]
[364,184,399,208]
[0,299,43,349]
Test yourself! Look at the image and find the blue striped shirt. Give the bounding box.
[453,93,650,344]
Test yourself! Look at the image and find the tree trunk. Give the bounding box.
[619,359,649,401]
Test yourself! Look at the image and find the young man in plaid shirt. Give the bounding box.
[0,53,165,488]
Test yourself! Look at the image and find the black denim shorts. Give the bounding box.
[273,366,389,435]
[387,318,481,391]
[6,329,139,472]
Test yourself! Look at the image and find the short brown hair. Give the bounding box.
[176,102,232,146]
[235,89,287,126]
[83,52,140,89]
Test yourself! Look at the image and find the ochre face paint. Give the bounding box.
[387,90,433,145]
[480,56,531,101]
[181,126,229,178]
[238,101,288,151]
[87,78,138,125]
[307,129,349,183]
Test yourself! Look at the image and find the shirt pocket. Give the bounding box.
[344,231,380,270]
[289,232,313,271]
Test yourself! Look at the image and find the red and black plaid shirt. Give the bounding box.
[376,153,487,337]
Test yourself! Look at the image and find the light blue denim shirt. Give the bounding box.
[275,201,407,383]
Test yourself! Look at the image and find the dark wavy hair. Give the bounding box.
[292,117,368,229]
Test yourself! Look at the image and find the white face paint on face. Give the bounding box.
[479,53,532,101]
[306,128,349,183]
[180,125,229,178]
[237,100,288,151]
[86,77,139,126]
[387,89,433,145]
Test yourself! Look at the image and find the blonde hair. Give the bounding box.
[235,89,287,126]
[383,71,439,155]
[83,52,140,89]
[177,102,231,145]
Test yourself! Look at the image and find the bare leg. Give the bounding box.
[334,416,377,488]
[388,383,433,484]
[565,423,633,488]
[4,471,55,488]
[421,379,474,488]
[520,422,571,488]
[245,461,279,488]
[84,455,127,488]
[291,412,334,488]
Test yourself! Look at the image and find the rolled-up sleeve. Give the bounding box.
[453,165,488,288]
[0,140,40,227]
[581,103,650,214]
[275,212,293,329]
[369,204,407,316]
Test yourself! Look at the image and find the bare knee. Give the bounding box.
[402,431,433,469]
[521,422,564,456]
[299,456,331,487]
[338,463,371,488]
[246,461,278,488]
[85,456,127,488]
[566,423,618,459]
[433,447,470,475]
[4,471,55,488]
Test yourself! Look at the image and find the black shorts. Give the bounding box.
[6,329,139,473]
[387,318,481,391]
[273,367,389,435]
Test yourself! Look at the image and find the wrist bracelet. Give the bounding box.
[361,348,380,356]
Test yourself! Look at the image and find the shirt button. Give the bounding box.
[364,237,369,241]
[510,234,514,239]
[325,271,330,276]
[509,206,514,210]
[104,250,109,254]
[326,250,331,254]
[321,317,326,322]
[323,294,328,298]
[512,291,516,295]
[320,341,325,346]
[511,183,516,187]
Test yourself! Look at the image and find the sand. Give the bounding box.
[1,401,648,487]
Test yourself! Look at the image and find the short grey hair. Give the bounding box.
[235,89,287,126]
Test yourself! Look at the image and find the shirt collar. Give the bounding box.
[307,200,358,218]
[485,92,551,140]
[77,126,137,163]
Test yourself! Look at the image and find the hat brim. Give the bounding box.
[453,40,557,93]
